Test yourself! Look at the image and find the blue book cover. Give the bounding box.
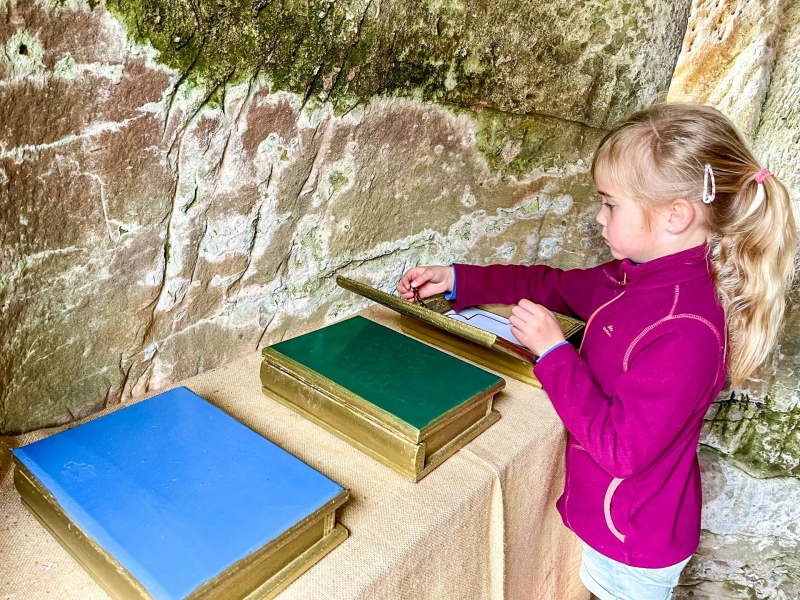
[13,387,347,600]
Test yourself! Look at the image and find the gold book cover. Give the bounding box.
[336,276,584,386]
[260,316,505,482]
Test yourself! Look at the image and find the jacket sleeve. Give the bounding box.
[449,262,617,321]
[533,318,724,479]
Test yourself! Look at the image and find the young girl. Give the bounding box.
[397,103,797,600]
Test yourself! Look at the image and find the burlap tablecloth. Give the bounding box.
[0,306,587,600]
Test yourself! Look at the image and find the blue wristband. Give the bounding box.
[537,340,569,361]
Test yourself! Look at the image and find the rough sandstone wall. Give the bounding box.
[0,0,691,433]
[669,0,800,597]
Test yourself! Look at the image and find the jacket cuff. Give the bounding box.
[537,340,570,362]
[533,342,578,387]
[449,264,478,310]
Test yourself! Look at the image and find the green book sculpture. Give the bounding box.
[260,316,505,482]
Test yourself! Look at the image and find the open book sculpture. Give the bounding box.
[336,276,584,386]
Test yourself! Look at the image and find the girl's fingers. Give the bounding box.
[513,300,552,322]
[397,267,425,293]
[511,305,536,323]
[517,298,547,314]
[398,266,454,303]
[410,268,436,289]
[398,267,446,301]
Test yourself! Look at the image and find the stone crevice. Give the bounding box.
[140,183,180,349]
[226,204,265,298]
[162,35,206,138]
[317,0,374,110]
[166,68,236,159]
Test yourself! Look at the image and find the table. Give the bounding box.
[0,307,587,600]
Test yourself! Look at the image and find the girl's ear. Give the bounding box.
[666,198,696,234]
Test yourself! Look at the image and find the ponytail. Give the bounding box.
[710,173,797,386]
[593,103,798,387]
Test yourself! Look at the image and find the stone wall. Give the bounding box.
[669,0,800,597]
[0,0,691,433]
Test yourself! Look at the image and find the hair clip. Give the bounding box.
[702,164,716,204]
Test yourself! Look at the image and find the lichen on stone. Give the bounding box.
[470,107,605,178]
[3,29,44,81]
[105,0,690,129]
[703,396,800,478]
[0,256,30,294]
[53,53,78,80]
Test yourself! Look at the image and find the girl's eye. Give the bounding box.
[603,202,615,211]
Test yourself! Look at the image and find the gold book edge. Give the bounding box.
[336,276,584,365]
[261,346,504,443]
[261,359,425,472]
[260,353,503,481]
[14,457,349,600]
[420,409,501,481]
[261,378,427,481]
[336,275,497,347]
[13,459,153,600]
[189,491,349,600]
[401,315,543,387]
[263,379,500,483]
[243,523,348,600]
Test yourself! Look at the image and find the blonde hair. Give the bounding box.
[591,103,797,387]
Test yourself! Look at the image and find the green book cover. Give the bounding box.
[269,316,503,431]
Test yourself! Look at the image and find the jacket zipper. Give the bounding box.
[565,273,626,533]
[578,273,627,355]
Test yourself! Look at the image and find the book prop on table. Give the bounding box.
[260,316,505,482]
[336,276,584,387]
[12,387,349,600]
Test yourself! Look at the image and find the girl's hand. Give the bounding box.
[509,299,566,357]
[397,266,455,301]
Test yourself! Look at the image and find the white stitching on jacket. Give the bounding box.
[603,269,625,286]
[670,285,680,316]
[622,314,722,373]
[604,477,626,542]
[579,292,627,354]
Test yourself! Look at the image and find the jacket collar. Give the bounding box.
[618,243,713,289]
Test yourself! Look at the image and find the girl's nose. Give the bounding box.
[595,208,605,226]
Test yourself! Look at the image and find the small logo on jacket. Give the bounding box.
[603,325,614,337]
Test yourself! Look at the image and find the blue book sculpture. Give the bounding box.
[12,387,349,600]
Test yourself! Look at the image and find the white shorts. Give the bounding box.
[579,543,691,600]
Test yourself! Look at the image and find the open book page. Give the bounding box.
[444,307,523,346]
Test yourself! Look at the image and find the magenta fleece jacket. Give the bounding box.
[450,244,727,568]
